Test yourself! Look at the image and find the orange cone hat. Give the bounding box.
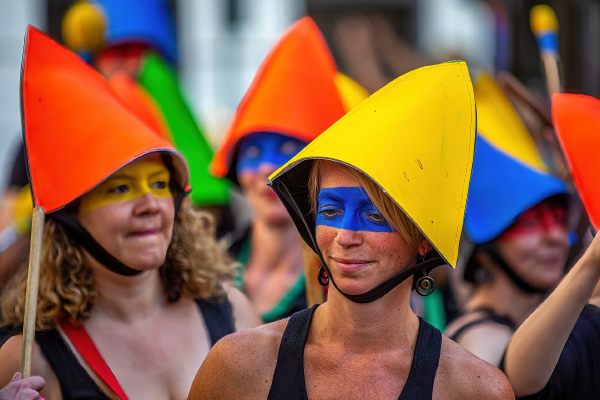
[108,72,170,140]
[21,26,187,214]
[211,17,345,181]
[552,93,600,227]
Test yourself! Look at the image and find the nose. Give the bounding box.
[335,228,363,248]
[257,160,278,177]
[133,193,160,215]
[543,221,568,244]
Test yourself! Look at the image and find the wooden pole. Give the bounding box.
[541,52,562,96]
[20,207,44,377]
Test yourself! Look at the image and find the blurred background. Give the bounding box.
[1,0,599,191]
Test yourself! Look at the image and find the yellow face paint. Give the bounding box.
[79,160,172,213]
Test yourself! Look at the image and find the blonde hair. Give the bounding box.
[308,159,425,253]
[1,202,232,330]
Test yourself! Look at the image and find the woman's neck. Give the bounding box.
[468,272,544,325]
[315,280,418,352]
[90,262,165,323]
[248,218,304,273]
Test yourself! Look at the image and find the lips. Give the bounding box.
[128,228,160,237]
[331,256,374,273]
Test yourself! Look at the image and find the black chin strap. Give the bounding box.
[319,251,445,304]
[49,189,188,277]
[484,246,546,294]
[50,211,143,276]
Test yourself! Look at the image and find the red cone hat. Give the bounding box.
[21,26,187,213]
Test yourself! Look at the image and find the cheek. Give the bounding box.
[315,226,336,252]
[498,236,539,263]
[78,206,129,244]
[239,172,259,194]
[377,234,412,262]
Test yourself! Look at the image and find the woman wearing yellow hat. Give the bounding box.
[0,27,257,399]
[190,61,513,399]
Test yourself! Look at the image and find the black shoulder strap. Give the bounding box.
[399,318,442,400]
[448,308,516,342]
[35,329,110,399]
[267,305,317,400]
[196,296,236,345]
[0,326,20,347]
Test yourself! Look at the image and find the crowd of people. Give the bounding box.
[0,1,599,399]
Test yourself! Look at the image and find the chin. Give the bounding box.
[330,276,375,297]
[125,252,167,271]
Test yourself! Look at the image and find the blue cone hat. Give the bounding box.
[465,135,568,244]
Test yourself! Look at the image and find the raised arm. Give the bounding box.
[504,233,600,396]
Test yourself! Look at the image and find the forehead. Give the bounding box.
[113,153,167,177]
[242,132,303,146]
[319,162,362,189]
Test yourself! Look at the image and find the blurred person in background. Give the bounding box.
[62,0,234,235]
[210,17,349,322]
[445,132,570,367]
[0,28,257,399]
[502,93,600,400]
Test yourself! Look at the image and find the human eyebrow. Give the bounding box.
[317,191,344,203]
[148,170,170,179]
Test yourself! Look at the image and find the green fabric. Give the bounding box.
[138,53,230,206]
[422,289,447,331]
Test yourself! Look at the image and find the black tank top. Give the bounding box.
[0,297,235,399]
[267,305,442,400]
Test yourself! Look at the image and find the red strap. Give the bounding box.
[59,320,129,399]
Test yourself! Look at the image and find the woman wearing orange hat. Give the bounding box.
[190,62,514,399]
[211,17,347,322]
[0,27,257,399]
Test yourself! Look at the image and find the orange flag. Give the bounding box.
[552,93,600,227]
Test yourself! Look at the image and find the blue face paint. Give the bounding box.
[236,132,305,175]
[316,187,395,232]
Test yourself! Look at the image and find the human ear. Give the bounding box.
[417,240,433,257]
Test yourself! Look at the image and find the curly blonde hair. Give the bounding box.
[1,202,233,330]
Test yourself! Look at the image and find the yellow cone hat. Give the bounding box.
[475,73,547,172]
[269,61,475,267]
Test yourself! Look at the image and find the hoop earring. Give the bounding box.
[318,266,329,286]
[415,271,434,296]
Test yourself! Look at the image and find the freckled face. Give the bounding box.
[315,163,417,295]
[77,154,175,271]
[496,201,569,289]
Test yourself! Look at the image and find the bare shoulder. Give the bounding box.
[449,320,513,366]
[434,336,514,400]
[189,318,288,400]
